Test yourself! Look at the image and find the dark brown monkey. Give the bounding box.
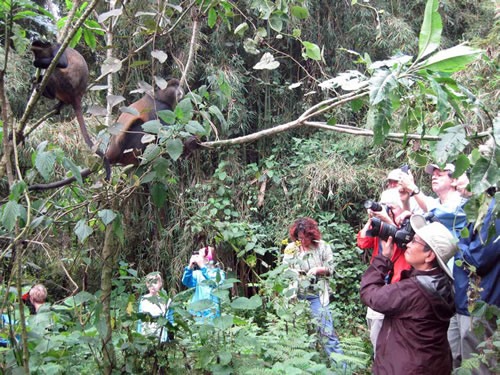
[105,78,185,166]
[31,40,94,150]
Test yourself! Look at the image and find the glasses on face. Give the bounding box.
[410,237,427,247]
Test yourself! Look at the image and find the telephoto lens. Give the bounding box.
[364,200,383,212]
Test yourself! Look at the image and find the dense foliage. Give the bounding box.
[0,0,498,373]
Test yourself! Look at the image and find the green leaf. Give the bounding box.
[157,110,176,125]
[165,139,184,161]
[188,299,214,312]
[140,144,161,165]
[175,98,194,121]
[74,219,93,243]
[185,121,207,136]
[230,295,262,310]
[366,105,390,145]
[212,315,234,330]
[433,125,468,163]
[208,7,217,28]
[291,6,309,19]
[369,69,397,105]
[454,154,470,177]
[9,181,26,201]
[208,105,226,125]
[35,151,57,181]
[142,120,162,134]
[2,201,22,231]
[302,41,321,61]
[62,158,83,185]
[417,0,442,60]
[429,78,450,121]
[418,45,481,73]
[113,214,125,245]
[234,22,249,36]
[98,209,117,225]
[269,13,283,32]
[151,183,167,208]
[470,157,498,195]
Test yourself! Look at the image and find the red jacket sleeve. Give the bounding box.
[357,231,376,250]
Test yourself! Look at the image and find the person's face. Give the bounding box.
[387,179,399,189]
[431,169,454,195]
[404,234,433,267]
[296,231,312,248]
[146,277,162,295]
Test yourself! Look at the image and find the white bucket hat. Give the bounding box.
[410,215,458,279]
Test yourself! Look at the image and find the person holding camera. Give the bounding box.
[283,217,344,361]
[357,197,411,356]
[360,215,458,375]
[182,246,225,321]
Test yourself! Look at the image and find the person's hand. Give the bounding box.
[394,210,411,226]
[399,171,416,194]
[189,254,206,269]
[381,237,394,259]
[307,267,321,276]
[371,207,394,225]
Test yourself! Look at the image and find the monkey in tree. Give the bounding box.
[105,78,188,166]
[30,40,95,150]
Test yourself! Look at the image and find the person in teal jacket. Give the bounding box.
[182,246,225,321]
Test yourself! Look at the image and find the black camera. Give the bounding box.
[192,250,200,270]
[367,212,437,249]
[364,200,384,212]
[367,217,414,249]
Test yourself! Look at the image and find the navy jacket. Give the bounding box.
[454,198,500,315]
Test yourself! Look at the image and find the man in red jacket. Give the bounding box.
[360,215,458,375]
[357,195,411,356]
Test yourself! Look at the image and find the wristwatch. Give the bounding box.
[410,186,420,197]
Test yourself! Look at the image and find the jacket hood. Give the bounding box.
[413,268,456,321]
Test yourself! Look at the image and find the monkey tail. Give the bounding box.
[73,102,95,150]
[103,156,112,181]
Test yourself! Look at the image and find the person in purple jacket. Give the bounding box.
[360,215,458,375]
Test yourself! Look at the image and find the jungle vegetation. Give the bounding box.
[0,0,498,373]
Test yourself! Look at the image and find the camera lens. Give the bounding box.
[364,200,383,212]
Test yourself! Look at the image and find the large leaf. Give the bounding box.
[151,183,167,208]
[470,157,499,195]
[74,219,93,243]
[62,158,83,185]
[417,45,481,73]
[433,125,468,163]
[98,209,117,225]
[369,69,397,105]
[2,201,22,231]
[366,104,390,145]
[165,139,184,161]
[230,295,262,310]
[302,41,321,61]
[35,151,56,181]
[417,0,442,60]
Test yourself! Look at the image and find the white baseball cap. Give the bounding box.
[386,169,402,181]
[410,215,458,279]
[425,163,455,175]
